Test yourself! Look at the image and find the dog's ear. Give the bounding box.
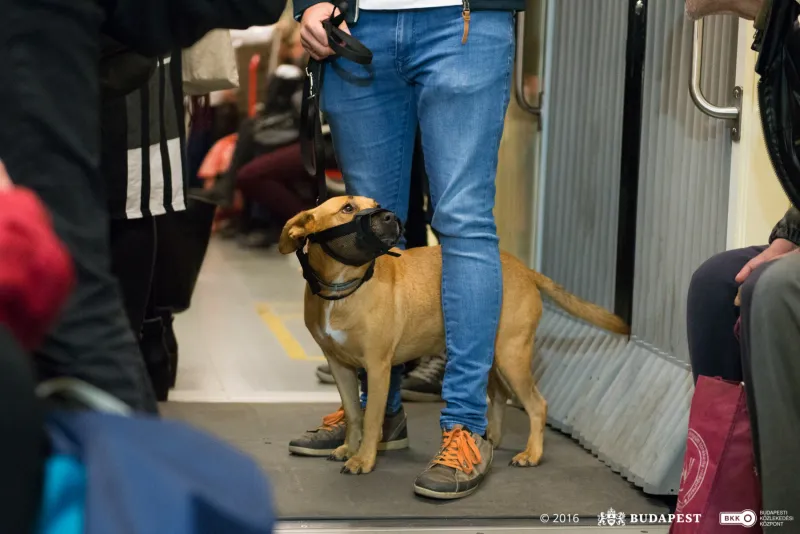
[278,210,315,254]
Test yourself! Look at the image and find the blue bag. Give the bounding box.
[36,379,275,534]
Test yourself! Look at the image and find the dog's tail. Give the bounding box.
[529,270,630,335]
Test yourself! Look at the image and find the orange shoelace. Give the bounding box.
[319,407,346,430]
[432,427,482,474]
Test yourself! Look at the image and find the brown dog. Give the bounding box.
[279,196,629,476]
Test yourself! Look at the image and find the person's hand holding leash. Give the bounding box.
[300,2,350,60]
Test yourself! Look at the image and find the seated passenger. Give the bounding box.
[687,206,800,527]
[236,143,315,234]
[200,23,308,209]
[199,23,315,248]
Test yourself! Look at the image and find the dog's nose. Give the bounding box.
[382,212,396,224]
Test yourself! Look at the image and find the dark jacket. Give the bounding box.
[100,39,188,219]
[101,0,286,58]
[293,0,524,23]
[769,206,800,245]
[100,36,157,98]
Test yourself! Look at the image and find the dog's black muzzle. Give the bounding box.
[307,207,403,267]
[296,207,404,300]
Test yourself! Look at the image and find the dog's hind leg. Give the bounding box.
[341,357,392,475]
[486,371,509,449]
[495,338,547,467]
[327,357,363,462]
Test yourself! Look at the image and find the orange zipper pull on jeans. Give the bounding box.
[461,9,471,44]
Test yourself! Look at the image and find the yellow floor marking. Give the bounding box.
[256,304,325,361]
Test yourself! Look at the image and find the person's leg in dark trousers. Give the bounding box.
[0,0,157,411]
[109,217,157,336]
[739,253,800,530]
[686,246,765,382]
[237,143,314,225]
[405,129,428,250]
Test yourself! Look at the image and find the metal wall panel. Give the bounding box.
[533,1,737,495]
[633,7,737,363]
[540,0,627,310]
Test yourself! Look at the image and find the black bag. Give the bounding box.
[152,196,217,313]
[250,111,300,155]
[754,0,800,209]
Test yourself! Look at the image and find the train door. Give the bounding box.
[527,0,743,498]
[495,0,545,266]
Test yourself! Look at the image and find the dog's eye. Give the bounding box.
[342,203,355,214]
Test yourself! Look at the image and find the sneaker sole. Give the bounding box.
[288,445,337,457]
[413,484,480,500]
[288,437,410,457]
[315,369,336,384]
[401,389,442,402]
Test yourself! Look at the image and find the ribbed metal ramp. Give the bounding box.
[533,306,691,495]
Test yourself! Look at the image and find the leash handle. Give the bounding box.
[300,1,373,206]
[323,3,373,65]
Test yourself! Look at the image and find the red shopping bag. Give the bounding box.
[671,376,762,533]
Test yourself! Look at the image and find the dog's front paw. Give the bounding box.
[340,455,375,475]
[509,449,542,467]
[328,445,353,462]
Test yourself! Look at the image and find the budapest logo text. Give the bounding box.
[598,509,701,526]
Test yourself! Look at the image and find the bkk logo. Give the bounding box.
[720,510,795,528]
[719,510,758,527]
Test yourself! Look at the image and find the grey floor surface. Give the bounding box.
[161,402,670,521]
[170,239,339,403]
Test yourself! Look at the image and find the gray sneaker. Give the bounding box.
[401,354,445,401]
[288,407,410,457]
[315,364,335,384]
[413,427,493,500]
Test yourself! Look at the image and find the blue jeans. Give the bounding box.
[322,7,513,434]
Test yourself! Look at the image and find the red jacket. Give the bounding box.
[0,187,74,350]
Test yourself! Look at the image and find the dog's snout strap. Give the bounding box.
[300,2,373,206]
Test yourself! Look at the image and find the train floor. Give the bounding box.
[162,238,671,531]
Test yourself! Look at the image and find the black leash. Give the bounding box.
[300,1,373,206]
[298,8,375,299]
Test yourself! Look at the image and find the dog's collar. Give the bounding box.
[295,243,375,301]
